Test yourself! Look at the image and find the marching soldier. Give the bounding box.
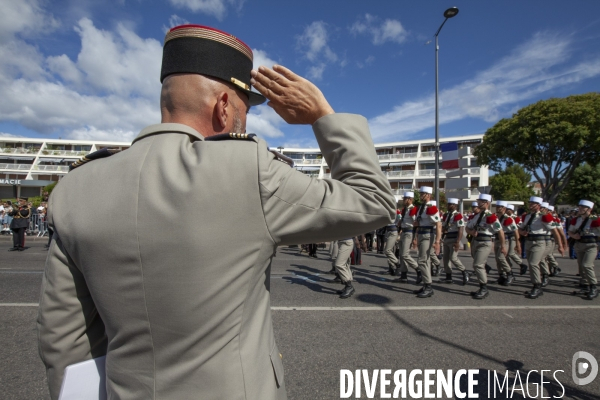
[8,196,31,251]
[426,200,442,277]
[568,200,599,300]
[544,205,565,277]
[465,194,504,299]
[396,192,419,283]
[332,238,356,299]
[384,204,401,276]
[518,197,564,299]
[493,201,518,285]
[440,198,469,285]
[505,204,528,274]
[411,186,441,298]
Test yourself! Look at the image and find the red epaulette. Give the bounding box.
[468,214,475,221]
[409,207,418,217]
[553,217,560,223]
[542,214,554,223]
[426,206,438,215]
[454,213,463,221]
[503,217,514,226]
[571,218,578,226]
[514,217,521,224]
[397,209,401,214]
[486,214,498,224]
[591,219,600,228]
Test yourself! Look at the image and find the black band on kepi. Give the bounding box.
[161,25,265,106]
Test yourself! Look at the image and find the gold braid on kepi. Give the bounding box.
[70,148,121,171]
[205,133,257,141]
[160,24,265,106]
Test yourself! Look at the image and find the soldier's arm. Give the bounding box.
[37,215,107,400]
[256,114,395,245]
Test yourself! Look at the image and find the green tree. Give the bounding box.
[560,163,600,206]
[489,164,534,204]
[474,93,600,203]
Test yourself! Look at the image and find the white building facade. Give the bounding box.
[0,134,486,200]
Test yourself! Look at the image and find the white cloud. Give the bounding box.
[0,0,59,42]
[368,32,600,142]
[296,21,338,80]
[351,14,408,45]
[0,132,25,138]
[67,126,138,142]
[247,105,284,138]
[162,14,190,34]
[252,48,278,70]
[168,0,244,21]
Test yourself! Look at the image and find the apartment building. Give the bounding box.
[0,134,486,200]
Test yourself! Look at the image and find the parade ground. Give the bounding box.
[1,237,599,399]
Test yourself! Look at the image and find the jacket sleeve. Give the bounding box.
[257,113,396,246]
[37,210,107,400]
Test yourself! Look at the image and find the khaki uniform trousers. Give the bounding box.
[538,238,554,276]
[333,239,354,283]
[417,233,433,284]
[442,236,466,273]
[471,238,493,284]
[505,236,523,267]
[329,241,339,260]
[384,230,399,268]
[574,242,598,286]
[494,239,511,275]
[525,239,547,285]
[544,239,559,271]
[398,231,417,273]
[429,232,441,268]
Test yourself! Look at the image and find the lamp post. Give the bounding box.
[434,7,459,206]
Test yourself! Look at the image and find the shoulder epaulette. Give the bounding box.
[205,132,257,141]
[70,148,121,171]
[269,149,294,167]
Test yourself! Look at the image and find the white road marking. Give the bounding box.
[271,305,600,311]
[0,303,39,307]
[503,313,514,318]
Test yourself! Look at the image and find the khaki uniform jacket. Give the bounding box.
[37,113,395,400]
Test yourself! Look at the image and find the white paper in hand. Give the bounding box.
[58,356,107,400]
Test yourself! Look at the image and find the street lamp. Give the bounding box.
[434,6,459,206]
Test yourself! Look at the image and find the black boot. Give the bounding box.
[525,284,543,299]
[497,274,507,286]
[431,266,439,277]
[506,273,515,285]
[413,286,424,294]
[541,275,549,287]
[462,271,470,286]
[573,285,590,296]
[520,263,528,275]
[440,273,453,284]
[472,284,489,300]
[415,270,423,285]
[327,268,336,275]
[332,273,342,283]
[388,266,396,276]
[338,282,355,299]
[485,264,492,274]
[585,285,598,300]
[416,284,434,298]
[397,271,408,283]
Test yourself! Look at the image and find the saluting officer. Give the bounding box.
[411,186,441,298]
[518,196,564,299]
[440,198,469,285]
[465,194,504,299]
[505,204,528,274]
[493,201,518,285]
[396,192,418,283]
[8,196,31,251]
[568,200,600,300]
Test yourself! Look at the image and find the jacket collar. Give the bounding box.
[132,123,205,144]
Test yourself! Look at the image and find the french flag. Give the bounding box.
[440,142,459,169]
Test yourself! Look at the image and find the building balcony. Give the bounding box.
[294,158,323,165]
[417,169,447,177]
[377,152,418,161]
[0,163,33,171]
[384,170,415,178]
[32,165,70,172]
[0,148,39,154]
[420,151,436,158]
[39,150,88,157]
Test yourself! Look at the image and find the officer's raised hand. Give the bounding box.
[251,65,334,125]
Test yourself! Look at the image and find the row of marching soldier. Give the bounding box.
[329,186,599,301]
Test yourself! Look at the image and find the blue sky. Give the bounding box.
[1,0,599,149]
